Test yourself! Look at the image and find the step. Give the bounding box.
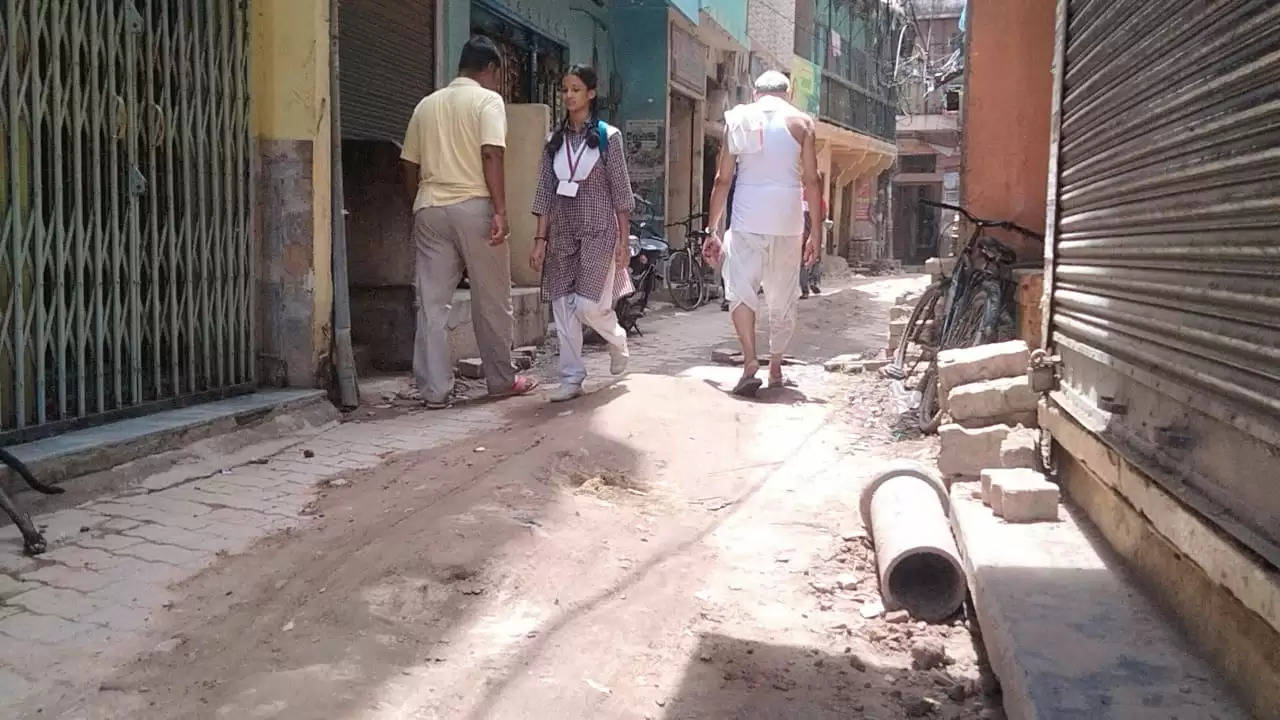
[2,389,328,488]
[949,484,1249,719]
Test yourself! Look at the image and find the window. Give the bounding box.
[901,154,937,174]
[944,88,961,112]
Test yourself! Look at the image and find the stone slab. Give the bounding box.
[949,485,1249,720]
[938,424,1037,478]
[937,340,1031,397]
[949,376,1039,422]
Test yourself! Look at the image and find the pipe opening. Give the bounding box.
[887,550,965,621]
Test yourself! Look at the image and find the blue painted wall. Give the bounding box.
[610,0,671,213]
[700,0,748,47]
[670,0,700,22]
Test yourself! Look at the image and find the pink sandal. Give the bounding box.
[490,375,540,399]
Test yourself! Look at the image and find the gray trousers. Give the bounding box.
[413,199,515,404]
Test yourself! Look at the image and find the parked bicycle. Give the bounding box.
[664,212,710,311]
[615,194,670,336]
[883,199,1044,432]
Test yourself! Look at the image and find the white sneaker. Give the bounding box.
[610,344,629,376]
[549,384,584,403]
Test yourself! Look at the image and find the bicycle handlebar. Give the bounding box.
[919,199,1044,242]
[664,212,708,230]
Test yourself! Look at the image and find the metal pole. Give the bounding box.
[329,0,358,409]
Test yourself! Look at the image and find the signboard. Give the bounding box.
[790,56,820,115]
[670,23,706,96]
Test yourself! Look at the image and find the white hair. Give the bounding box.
[754,70,790,94]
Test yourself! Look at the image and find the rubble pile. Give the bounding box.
[935,340,1060,523]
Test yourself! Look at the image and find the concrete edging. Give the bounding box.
[3,389,329,489]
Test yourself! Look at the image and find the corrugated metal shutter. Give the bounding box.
[339,0,435,143]
[1046,0,1280,563]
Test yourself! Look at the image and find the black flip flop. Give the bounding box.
[732,376,764,397]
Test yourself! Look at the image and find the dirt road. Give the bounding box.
[24,276,1003,719]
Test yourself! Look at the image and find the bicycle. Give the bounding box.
[884,200,1044,433]
[663,212,710,311]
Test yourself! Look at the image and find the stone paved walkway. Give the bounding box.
[0,299,743,710]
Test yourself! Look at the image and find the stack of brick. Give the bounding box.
[935,340,1060,523]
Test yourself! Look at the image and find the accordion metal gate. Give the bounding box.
[1,0,253,443]
[1045,0,1280,564]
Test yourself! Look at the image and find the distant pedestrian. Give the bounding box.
[401,36,539,409]
[705,71,822,396]
[529,65,634,402]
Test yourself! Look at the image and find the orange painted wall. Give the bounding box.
[959,0,1056,261]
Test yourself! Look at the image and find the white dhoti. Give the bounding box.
[722,229,802,355]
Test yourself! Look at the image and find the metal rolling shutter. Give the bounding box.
[339,0,435,142]
[1046,0,1280,563]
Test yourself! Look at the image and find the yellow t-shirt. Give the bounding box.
[401,77,507,211]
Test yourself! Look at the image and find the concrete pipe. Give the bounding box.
[859,461,967,622]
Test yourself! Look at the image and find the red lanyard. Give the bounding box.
[564,137,589,181]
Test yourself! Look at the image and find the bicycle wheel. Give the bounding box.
[917,365,944,434]
[888,283,944,380]
[666,250,704,311]
[943,278,1001,349]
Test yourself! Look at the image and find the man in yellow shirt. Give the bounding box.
[401,36,539,409]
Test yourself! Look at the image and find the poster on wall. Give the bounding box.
[625,119,666,212]
[790,56,820,115]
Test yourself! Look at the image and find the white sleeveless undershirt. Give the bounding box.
[730,95,804,237]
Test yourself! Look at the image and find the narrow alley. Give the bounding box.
[4,276,1005,719]
[4,1,1277,718]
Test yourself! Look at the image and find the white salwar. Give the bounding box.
[552,260,628,387]
[721,229,803,355]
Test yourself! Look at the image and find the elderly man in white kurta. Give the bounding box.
[704,71,823,396]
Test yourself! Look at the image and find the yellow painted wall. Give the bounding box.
[505,104,552,288]
[251,0,333,377]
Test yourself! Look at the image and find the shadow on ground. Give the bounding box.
[661,632,993,720]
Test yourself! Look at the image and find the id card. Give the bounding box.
[556,180,580,197]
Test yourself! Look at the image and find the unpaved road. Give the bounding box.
[27,276,1004,719]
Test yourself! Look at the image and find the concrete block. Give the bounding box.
[939,424,1038,477]
[1000,427,1039,468]
[999,475,1060,523]
[949,376,1039,421]
[939,424,1011,477]
[456,358,484,379]
[981,468,1046,516]
[937,340,1031,396]
[988,479,1006,515]
[925,256,959,277]
[889,304,914,321]
[448,287,545,364]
